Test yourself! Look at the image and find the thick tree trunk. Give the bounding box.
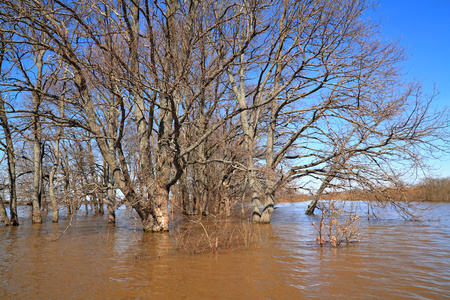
[259,192,275,223]
[130,0,171,230]
[250,175,263,222]
[146,133,173,231]
[0,196,10,226]
[151,181,170,231]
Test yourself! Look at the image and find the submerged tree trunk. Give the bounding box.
[305,175,333,215]
[150,180,170,232]
[31,112,43,223]
[306,142,353,215]
[49,121,62,223]
[49,153,59,223]
[179,172,192,214]
[0,96,18,226]
[61,144,73,215]
[0,196,10,226]
[31,49,45,224]
[106,162,116,224]
[0,30,18,226]
[86,140,100,215]
[31,138,43,223]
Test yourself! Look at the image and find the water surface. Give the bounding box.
[1,202,449,299]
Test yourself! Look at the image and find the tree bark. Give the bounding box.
[306,172,335,215]
[48,100,64,222]
[0,35,18,226]
[31,51,44,224]
[106,161,116,224]
[0,196,10,226]
[86,140,99,214]
[0,95,18,225]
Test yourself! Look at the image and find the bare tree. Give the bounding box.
[0,29,18,225]
[0,0,261,230]
[222,0,448,222]
[0,0,447,230]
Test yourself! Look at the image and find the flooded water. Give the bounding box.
[1,202,449,299]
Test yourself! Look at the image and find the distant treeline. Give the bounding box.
[282,177,450,204]
[409,177,450,202]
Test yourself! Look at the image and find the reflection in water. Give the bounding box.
[1,202,449,299]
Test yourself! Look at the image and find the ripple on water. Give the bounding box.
[0,202,449,299]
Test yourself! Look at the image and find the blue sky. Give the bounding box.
[375,0,450,178]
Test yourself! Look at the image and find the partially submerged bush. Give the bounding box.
[173,216,263,254]
[311,200,365,247]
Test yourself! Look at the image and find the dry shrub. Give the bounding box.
[311,200,366,247]
[173,216,263,254]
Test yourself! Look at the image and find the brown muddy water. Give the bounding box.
[1,202,449,299]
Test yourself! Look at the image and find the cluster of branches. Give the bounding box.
[0,0,448,230]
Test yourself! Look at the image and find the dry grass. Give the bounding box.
[173,215,264,254]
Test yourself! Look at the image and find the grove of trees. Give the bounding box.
[0,0,448,231]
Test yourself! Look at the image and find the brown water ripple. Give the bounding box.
[1,202,449,299]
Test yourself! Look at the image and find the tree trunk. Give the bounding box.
[84,196,89,214]
[31,116,43,224]
[49,163,59,222]
[86,140,99,214]
[0,196,10,226]
[259,192,275,223]
[151,180,170,231]
[61,145,73,215]
[305,153,350,215]
[49,120,61,223]
[106,162,116,224]
[226,50,263,223]
[179,172,191,214]
[306,175,332,215]
[0,29,18,226]
[31,49,45,224]
[0,95,19,225]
